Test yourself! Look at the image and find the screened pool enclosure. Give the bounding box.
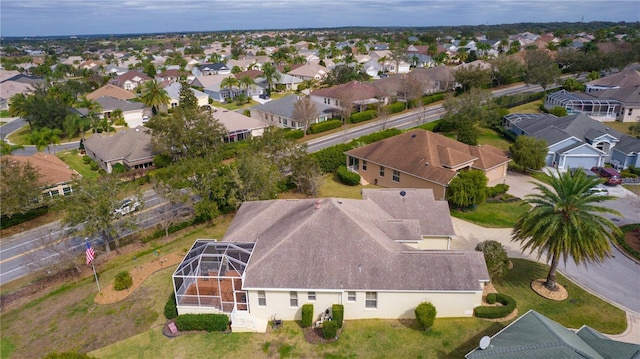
[173,240,254,313]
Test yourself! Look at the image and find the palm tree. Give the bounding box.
[221,76,240,100]
[512,170,621,291]
[261,62,280,96]
[140,81,169,115]
[9,93,31,119]
[238,75,256,102]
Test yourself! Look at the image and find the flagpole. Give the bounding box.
[91,261,101,292]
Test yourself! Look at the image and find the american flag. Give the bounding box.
[85,241,95,266]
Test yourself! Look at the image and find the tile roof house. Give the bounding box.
[503,113,640,170]
[108,71,153,91]
[83,126,154,174]
[286,63,329,81]
[86,84,136,101]
[173,188,488,333]
[465,310,640,358]
[249,94,334,130]
[4,153,78,198]
[345,129,510,200]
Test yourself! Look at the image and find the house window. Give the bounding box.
[379,166,385,177]
[365,292,377,309]
[290,291,298,307]
[62,186,72,195]
[347,291,356,302]
[283,119,288,126]
[48,189,60,197]
[258,291,266,306]
[629,108,633,115]
[362,160,367,171]
[392,170,400,183]
[308,292,316,301]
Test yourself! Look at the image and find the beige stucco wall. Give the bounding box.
[246,288,484,322]
[403,237,451,250]
[355,165,448,200]
[483,163,508,182]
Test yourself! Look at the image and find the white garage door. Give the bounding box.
[564,156,598,170]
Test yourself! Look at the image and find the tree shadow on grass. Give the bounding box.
[436,322,504,359]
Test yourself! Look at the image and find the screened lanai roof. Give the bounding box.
[546,90,621,108]
[173,239,254,278]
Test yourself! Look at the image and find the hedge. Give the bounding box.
[284,129,305,140]
[175,314,229,332]
[350,110,377,123]
[332,304,344,328]
[486,293,497,304]
[164,293,178,320]
[322,320,338,339]
[486,183,510,198]
[302,304,314,328]
[384,102,405,114]
[309,119,342,134]
[337,165,361,186]
[474,293,517,319]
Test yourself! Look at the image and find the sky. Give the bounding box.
[1,0,639,37]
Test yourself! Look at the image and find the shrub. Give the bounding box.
[301,304,314,328]
[153,154,172,169]
[384,102,405,114]
[620,170,638,178]
[308,119,342,134]
[616,224,640,261]
[548,106,568,117]
[111,163,126,174]
[284,129,304,140]
[415,302,437,331]
[113,271,133,291]
[485,184,509,198]
[312,143,352,173]
[322,320,338,339]
[175,314,229,332]
[475,240,510,279]
[486,293,497,304]
[89,161,99,171]
[43,353,96,359]
[474,293,517,319]
[164,293,178,320]
[82,155,92,164]
[332,304,344,328]
[350,110,377,123]
[337,165,361,186]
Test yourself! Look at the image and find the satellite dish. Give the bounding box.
[479,336,491,350]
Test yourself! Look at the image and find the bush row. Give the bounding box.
[175,314,229,332]
[308,119,342,134]
[337,165,361,186]
[164,293,178,319]
[350,110,377,124]
[474,293,517,319]
[486,184,510,198]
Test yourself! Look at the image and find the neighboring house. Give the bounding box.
[590,86,640,123]
[84,126,154,173]
[1,81,33,111]
[586,69,640,93]
[345,129,510,200]
[103,64,129,77]
[0,73,46,86]
[212,107,268,142]
[503,113,640,170]
[410,65,456,92]
[249,94,334,130]
[86,84,135,101]
[93,96,146,128]
[287,63,329,81]
[78,59,102,71]
[256,72,302,92]
[108,71,153,91]
[4,153,78,198]
[155,69,189,83]
[465,309,640,358]
[310,81,385,112]
[164,82,210,108]
[192,75,246,103]
[173,188,488,333]
[192,63,231,76]
[544,90,620,122]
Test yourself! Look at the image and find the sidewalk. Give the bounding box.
[451,217,640,344]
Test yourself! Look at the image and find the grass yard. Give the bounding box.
[623,185,640,195]
[0,110,10,118]
[477,127,512,152]
[57,149,100,180]
[508,100,543,114]
[451,201,531,228]
[601,121,636,135]
[5,125,32,145]
[494,259,627,334]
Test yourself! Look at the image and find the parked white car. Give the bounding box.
[114,198,141,216]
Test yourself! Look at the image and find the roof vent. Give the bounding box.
[314,199,322,210]
[400,190,406,197]
[411,134,417,138]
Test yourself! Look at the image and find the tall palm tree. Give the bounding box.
[512,170,621,291]
[238,75,256,102]
[140,81,169,115]
[221,76,240,100]
[9,93,31,119]
[261,63,280,96]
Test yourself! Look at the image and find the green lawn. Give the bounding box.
[57,149,99,180]
[451,201,531,228]
[5,125,32,145]
[602,121,636,135]
[623,185,640,195]
[477,127,512,152]
[0,110,10,118]
[508,100,543,114]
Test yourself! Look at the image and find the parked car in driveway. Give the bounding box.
[590,167,622,186]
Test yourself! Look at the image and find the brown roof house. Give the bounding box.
[345,129,510,200]
[108,71,153,91]
[83,127,154,174]
[86,84,136,101]
[310,81,386,113]
[4,153,78,198]
[172,188,489,332]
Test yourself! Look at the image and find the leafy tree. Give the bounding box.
[60,175,141,253]
[510,136,548,171]
[475,240,510,279]
[453,65,492,92]
[563,78,586,92]
[523,49,561,92]
[323,64,370,86]
[512,170,621,290]
[178,81,198,110]
[28,128,62,153]
[388,42,408,74]
[415,302,437,331]
[490,56,524,86]
[441,88,502,144]
[292,96,319,134]
[446,169,488,209]
[151,179,193,237]
[288,145,323,197]
[8,93,31,119]
[140,80,170,114]
[0,141,23,155]
[0,157,43,218]
[235,150,282,201]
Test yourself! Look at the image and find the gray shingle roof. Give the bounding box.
[576,326,640,359]
[251,94,334,119]
[515,113,624,145]
[615,135,640,155]
[84,126,154,163]
[94,96,145,112]
[223,189,487,292]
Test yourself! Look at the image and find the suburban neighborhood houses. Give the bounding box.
[1,20,640,358]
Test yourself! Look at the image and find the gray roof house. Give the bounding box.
[172,188,489,333]
[212,106,269,142]
[249,94,334,130]
[466,309,640,359]
[503,113,640,170]
[83,126,154,174]
[93,96,147,128]
[192,63,231,77]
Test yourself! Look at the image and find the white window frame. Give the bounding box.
[308,292,316,301]
[258,291,266,307]
[379,166,385,177]
[392,170,400,183]
[290,291,298,308]
[347,291,356,302]
[365,292,377,309]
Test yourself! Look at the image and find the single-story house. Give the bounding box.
[86,84,136,101]
[249,94,334,130]
[164,82,210,108]
[503,113,640,170]
[108,71,153,91]
[192,63,231,77]
[83,126,154,173]
[466,309,640,358]
[310,81,385,112]
[287,63,329,81]
[212,107,268,142]
[92,96,147,128]
[192,75,247,103]
[345,129,510,200]
[173,188,488,333]
[3,152,78,198]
